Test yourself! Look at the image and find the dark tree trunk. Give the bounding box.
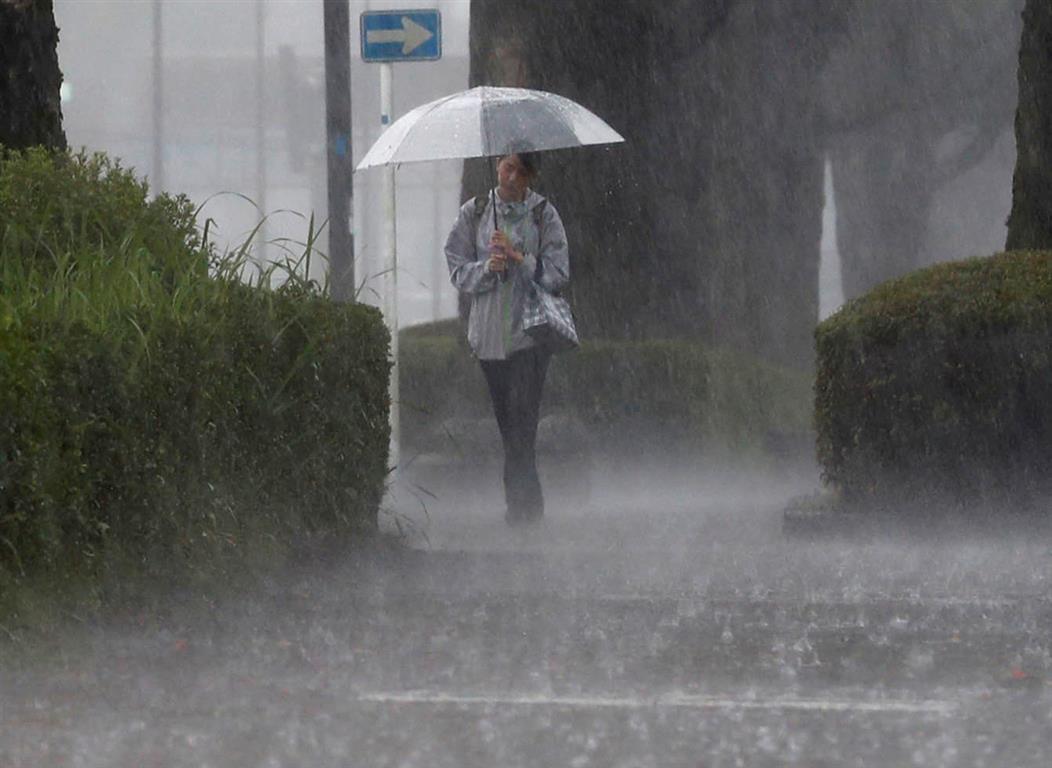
[830,118,938,301]
[0,0,66,151]
[824,0,1021,298]
[699,4,826,364]
[1006,0,1052,250]
[466,0,828,369]
[465,1,1017,365]
[825,4,938,300]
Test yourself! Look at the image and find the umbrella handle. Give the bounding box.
[490,160,499,232]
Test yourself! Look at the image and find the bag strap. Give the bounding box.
[532,199,547,283]
[532,199,547,229]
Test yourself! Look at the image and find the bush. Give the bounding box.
[815,250,1052,509]
[0,148,390,595]
[399,320,812,461]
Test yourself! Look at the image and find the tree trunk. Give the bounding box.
[1006,0,1052,250]
[0,0,66,151]
[831,117,938,301]
[466,0,828,369]
[824,0,1021,299]
[465,1,1017,365]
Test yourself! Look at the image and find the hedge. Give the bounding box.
[399,320,812,461]
[815,250,1052,509]
[0,148,391,596]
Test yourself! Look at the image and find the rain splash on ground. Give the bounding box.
[2,463,1051,767]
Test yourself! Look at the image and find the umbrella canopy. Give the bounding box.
[356,86,625,170]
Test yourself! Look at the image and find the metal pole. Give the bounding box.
[255,0,267,260]
[381,61,399,470]
[151,0,164,194]
[323,0,354,299]
[431,162,442,321]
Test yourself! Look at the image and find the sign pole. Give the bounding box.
[381,61,399,470]
[359,8,442,480]
[431,161,442,321]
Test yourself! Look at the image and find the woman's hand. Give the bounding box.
[490,231,524,264]
[486,254,507,274]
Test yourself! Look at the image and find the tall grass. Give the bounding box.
[0,148,390,630]
[0,148,334,350]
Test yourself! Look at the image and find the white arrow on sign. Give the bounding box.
[366,16,434,55]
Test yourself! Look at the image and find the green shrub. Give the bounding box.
[815,250,1052,509]
[0,148,208,324]
[0,148,390,598]
[400,321,811,460]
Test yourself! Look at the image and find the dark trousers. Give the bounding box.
[480,347,552,519]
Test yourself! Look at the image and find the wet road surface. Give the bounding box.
[2,468,1052,767]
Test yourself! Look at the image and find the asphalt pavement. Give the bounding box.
[2,464,1051,767]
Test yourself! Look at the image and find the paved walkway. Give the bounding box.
[2,467,1051,767]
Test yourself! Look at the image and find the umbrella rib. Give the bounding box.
[413,89,468,121]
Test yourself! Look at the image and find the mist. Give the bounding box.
[4,460,1050,765]
[2,2,1048,767]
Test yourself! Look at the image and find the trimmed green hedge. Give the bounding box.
[0,148,390,594]
[400,320,812,460]
[815,250,1052,508]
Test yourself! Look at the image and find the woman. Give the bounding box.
[444,152,570,525]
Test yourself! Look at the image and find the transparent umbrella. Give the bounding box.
[356,86,625,169]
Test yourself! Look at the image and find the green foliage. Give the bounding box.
[815,250,1052,508]
[0,148,210,337]
[0,148,391,603]
[399,321,811,459]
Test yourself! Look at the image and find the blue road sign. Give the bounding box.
[360,10,442,63]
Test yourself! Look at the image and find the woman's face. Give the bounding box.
[496,154,531,201]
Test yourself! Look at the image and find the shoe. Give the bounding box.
[505,506,543,526]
